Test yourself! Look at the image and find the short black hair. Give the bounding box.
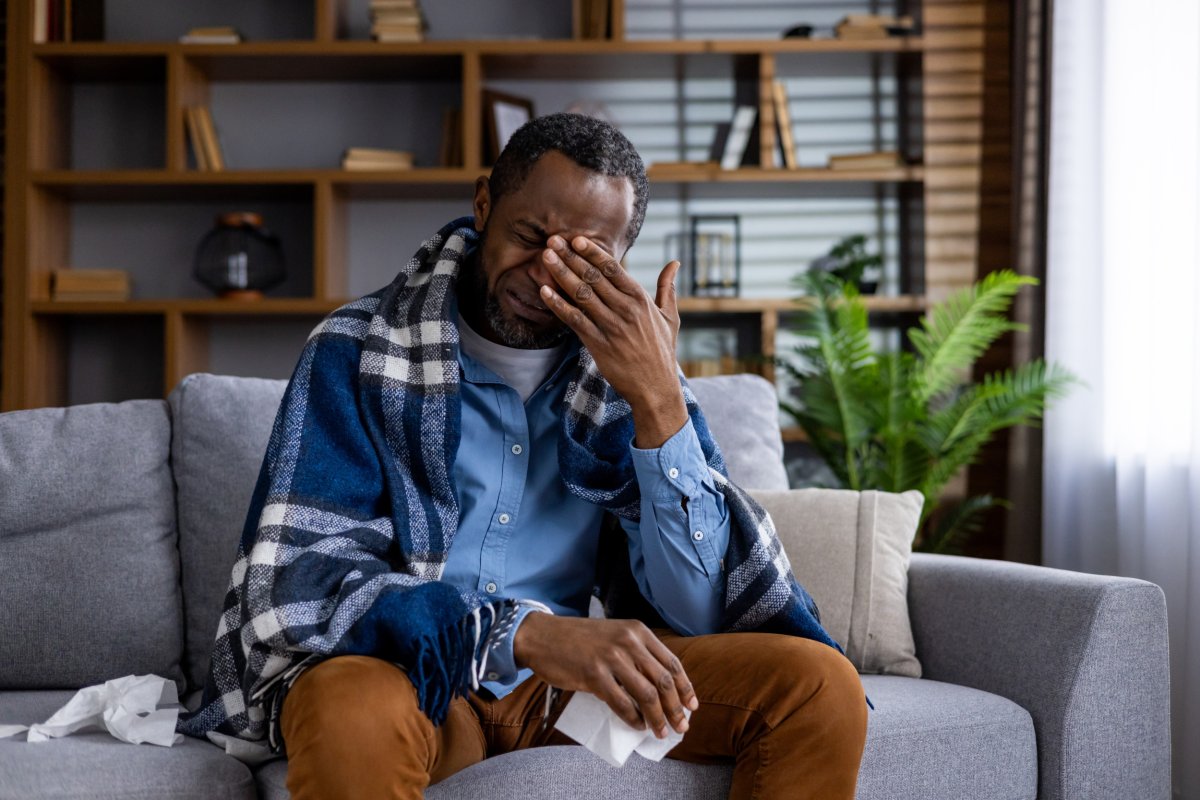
[489,112,649,250]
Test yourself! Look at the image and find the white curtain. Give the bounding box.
[1045,1,1200,797]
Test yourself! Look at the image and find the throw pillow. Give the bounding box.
[749,488,924,677]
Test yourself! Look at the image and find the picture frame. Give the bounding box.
[483,90,535,164]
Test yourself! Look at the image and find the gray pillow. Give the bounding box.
[169,373,287,691]
[0,400,184,689]
[688,374,788,491]
[750,488,924,677]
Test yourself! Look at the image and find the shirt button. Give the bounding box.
[486,671,500,681]
[511,444,523,455]
[485,581,498,593]
[668,467,680,479]
[693,530,705,541]
[498,513,510,524]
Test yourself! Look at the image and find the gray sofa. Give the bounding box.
[0,372,1171,800]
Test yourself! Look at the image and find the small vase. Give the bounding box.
[193,212,285,300]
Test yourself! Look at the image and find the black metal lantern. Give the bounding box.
[688,214,741,297]
[193,212,285,300]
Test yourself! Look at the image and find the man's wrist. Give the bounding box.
[629,386,688,449]
[512,608,552,669]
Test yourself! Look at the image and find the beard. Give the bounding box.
[466,229,569,350]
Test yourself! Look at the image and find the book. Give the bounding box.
[181,26,243,44]
[374,30,424,42]
[191,106,225,170]
[34,0,48,43]
[827,151,902,170]
[370,8,422,23]
[185,107,210,170]
[370,0,419,8]
[342,148,414,170]
[772,80,798,169]
[720,106,757,170]
[53,269,131,301]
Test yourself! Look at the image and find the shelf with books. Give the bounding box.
[5,0,988,413]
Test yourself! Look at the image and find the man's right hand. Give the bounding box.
[513,613,697,738]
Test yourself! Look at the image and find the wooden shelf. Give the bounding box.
[678,296,927,313]
[32,37,924,58]
[4,0,967,413]
[647,165,924,183]
[32,299,339,315]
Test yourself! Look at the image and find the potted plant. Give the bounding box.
[810,234,883,294]
[778,269,1075,553]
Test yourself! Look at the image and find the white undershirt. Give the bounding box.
[457,313,568,403]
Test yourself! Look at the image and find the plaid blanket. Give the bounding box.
[178,217,839,748]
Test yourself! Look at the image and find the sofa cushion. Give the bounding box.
[0,690,256,800]
[857,675,1036,800]
[0,400,184,689]
[750,488,924,677]
[687,373,788,490]
[168,374,288,691]
[254,675,1034,800]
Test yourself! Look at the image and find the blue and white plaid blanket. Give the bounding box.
[178,217,838,749]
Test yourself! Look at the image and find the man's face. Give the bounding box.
[467,150,636,348]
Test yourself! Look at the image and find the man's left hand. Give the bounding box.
[539,235,687,448]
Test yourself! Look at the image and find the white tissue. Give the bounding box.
[0,674,181,746]
[554,691,689,767]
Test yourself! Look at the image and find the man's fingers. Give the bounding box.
[637,651,688,735]
[539,284,602,342]
[645,635,698,712]
[614,663,671,738]
[655,260,681,315]
[597,673,646,731]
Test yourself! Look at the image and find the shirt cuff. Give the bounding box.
[479,603,542,686]
[629,416,711,500]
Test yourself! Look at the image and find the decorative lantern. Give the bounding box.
[193,212,285,300]
[688,214,741,297]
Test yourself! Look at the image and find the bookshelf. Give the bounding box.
[2,0,989,412]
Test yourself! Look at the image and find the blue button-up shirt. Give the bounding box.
[443,338,731,697]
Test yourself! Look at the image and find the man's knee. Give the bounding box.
[717,635,867,732]
[282,655,427,748]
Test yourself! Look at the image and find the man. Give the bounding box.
[180,113,867,799]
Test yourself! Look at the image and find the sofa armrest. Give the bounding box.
[907,553,1171,800]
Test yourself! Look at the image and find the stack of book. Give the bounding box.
[52,269,131,302]
[370,0,427,43]
[834,14,915,39]
[341,147,414,171]
[827,151,903,170]
[185,106,226,171]
[180,26,242,44]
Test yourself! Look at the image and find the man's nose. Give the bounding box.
[527,250,554,288]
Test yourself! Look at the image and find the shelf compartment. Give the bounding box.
[647,166,924,183]
[31,55,167,170]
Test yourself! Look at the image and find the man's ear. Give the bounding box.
[472,176,491,232]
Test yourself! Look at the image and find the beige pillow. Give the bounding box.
[749,488,925,678]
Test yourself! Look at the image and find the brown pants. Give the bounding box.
[281,630,868,800]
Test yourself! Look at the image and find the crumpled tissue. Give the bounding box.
[554,691,690,767]
[0,674,181,746]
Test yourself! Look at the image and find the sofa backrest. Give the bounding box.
[0,400,185,690]
[169,370,789,691]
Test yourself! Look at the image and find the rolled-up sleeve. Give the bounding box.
[620,417,730,636]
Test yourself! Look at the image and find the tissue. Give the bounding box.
[0,674,181,746]
[554,691,689,767]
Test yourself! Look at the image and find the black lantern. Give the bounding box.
[688,214,741,297]
[193,212,285,300]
